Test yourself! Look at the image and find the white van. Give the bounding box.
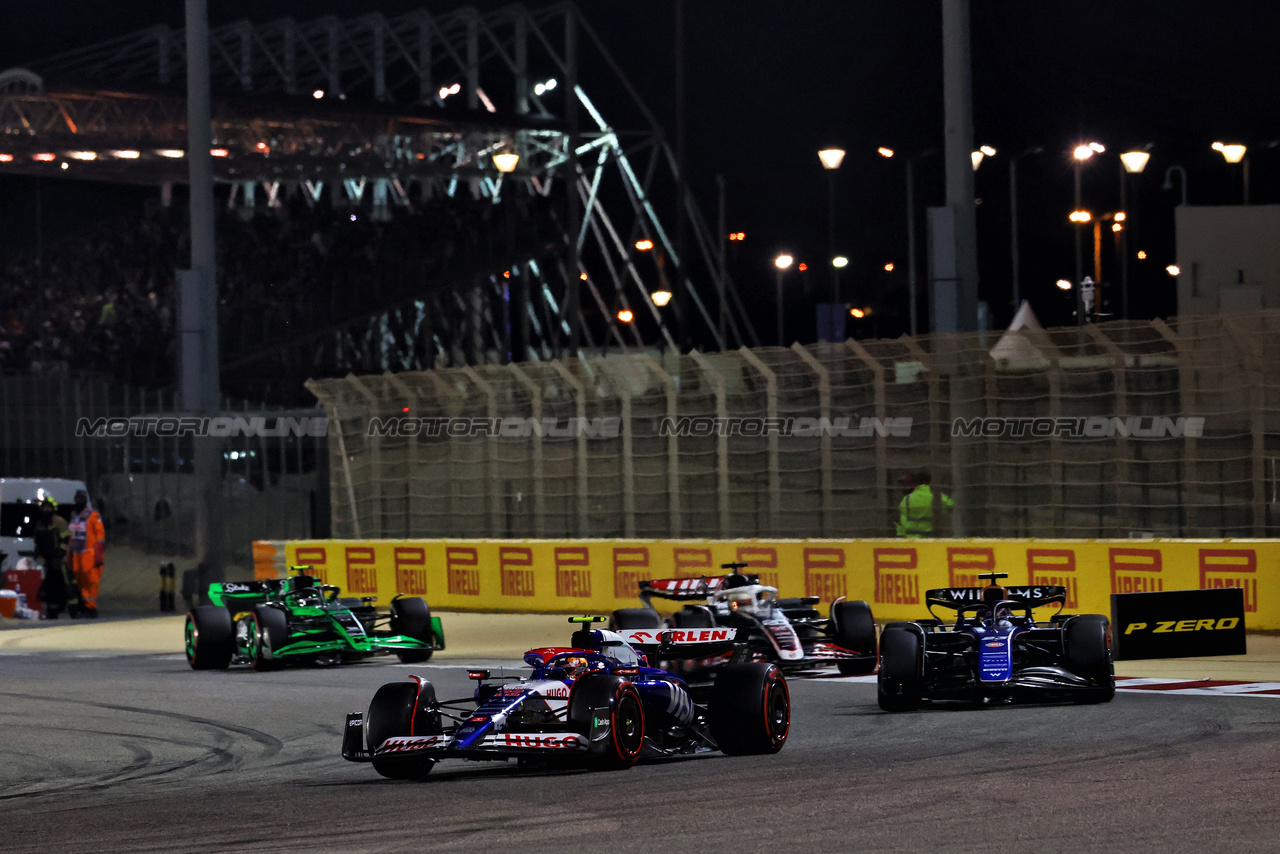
[0,478,88,572]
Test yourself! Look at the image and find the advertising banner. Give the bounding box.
[1112,588,1247,660]
[252,538,1279,629]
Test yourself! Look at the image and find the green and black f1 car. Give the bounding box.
[184,568,444,670]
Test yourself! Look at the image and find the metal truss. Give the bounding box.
[5,4,757,398]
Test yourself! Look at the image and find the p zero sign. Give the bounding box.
[1111,588,1247,660]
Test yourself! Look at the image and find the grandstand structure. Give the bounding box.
[1,4,754,401]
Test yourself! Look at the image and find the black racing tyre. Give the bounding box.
[249,604,289,671]
[877,625,923,712]
[672,608,716,628]
[185,606,233,670]
[1064,614,1115,703]
[367,680,439,780]
[568,673,645,770]
[391,597,434,663]
[609,608,665,630]
[708,663,790,755]
[831,599,879,676]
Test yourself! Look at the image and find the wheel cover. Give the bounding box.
[765,676,790,743]
[246,615,262,662]
[613,690,644,758]
[184,617,197,663]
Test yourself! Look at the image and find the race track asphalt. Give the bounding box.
[2,617,1278,853]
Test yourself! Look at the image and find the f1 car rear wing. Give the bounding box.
[638,573,760,604]
[926,588,1064,622]
[925,585,1068,620]
[206,579,283,607]
[926,583,1064,612]
[614,626,749,660]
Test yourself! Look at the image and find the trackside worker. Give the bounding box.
[34,496,79,619]
[68,489,105,618]
[895,470,954,538]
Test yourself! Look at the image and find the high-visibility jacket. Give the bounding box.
[896,484,954,537]
[69,506,105,563]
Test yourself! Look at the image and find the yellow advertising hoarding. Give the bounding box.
[251,538,1276,629]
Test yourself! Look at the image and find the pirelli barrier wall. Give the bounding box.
[253,537,1279,629]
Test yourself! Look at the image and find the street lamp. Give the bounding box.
[1119,149,1151,319]
[1212,142,1249,203]
[818,148,845,308]
[971,145,996,170]
[492,152,520,173]
[1072,142,1105,325]
[774,253,794,345]
[1162,165,1188,206]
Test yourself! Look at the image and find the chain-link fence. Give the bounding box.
[308,311,1280,540]
[0,373,326,563]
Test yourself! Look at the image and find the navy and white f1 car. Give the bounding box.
[612,564,878,676]
[342,616,790,779]
[877,572,1115,710]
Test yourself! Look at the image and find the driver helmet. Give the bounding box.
[560,655,589,680]
[724,573,752,590]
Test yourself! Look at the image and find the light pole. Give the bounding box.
[1068,208,1093,322]
[1009,146,1044,311]
[878,147,936,336]
[774,253,794,345]
[818,148,845,308]
[1119,150,1151,320]
[1072,142,1104,325]
[1212,142,1248,204]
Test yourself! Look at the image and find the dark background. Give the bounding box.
[2,0,1278,340]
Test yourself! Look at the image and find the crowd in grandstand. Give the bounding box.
[0,186,544,386]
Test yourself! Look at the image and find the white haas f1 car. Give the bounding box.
[342,616,790,779]
[611,563,878,676]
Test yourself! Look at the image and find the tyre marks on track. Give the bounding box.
[0,691,285,800]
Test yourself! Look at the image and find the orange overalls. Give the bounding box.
[69,506,105,611]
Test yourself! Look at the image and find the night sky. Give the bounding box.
[2,1,1278,338]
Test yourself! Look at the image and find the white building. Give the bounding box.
[1175,205,1280,314]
